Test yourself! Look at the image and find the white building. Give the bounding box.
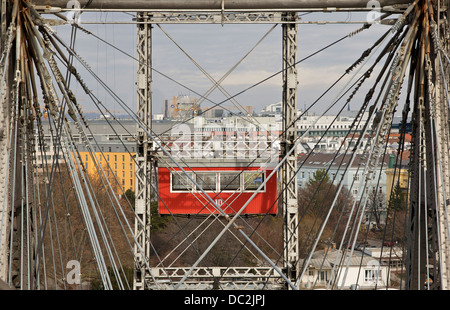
[297,110,371,138]
[299,247,391,290]
[260,102,281,115]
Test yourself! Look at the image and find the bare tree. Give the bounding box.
[298,169,353,254]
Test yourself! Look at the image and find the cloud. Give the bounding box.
[298,64,349,87]
[54,11,397,115]
[212,69,282,87]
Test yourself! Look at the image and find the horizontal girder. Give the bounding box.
[30,0,412,11]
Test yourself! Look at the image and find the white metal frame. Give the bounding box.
[133,12,154,290]
[0,0,446,291]
[169,170,267,193]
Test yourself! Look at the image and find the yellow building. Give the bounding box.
[77,151,136,194]
[385,153,410,208]
[37,119,176,196]
[385,168,409,201]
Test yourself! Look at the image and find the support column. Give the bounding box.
[133,12,153,290]
[433,0,450,290]
[281,12,299,286]
[0,0,14,286]
[406,1,450,289]
[1,0,6,49]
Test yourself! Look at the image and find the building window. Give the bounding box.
[365,269,381,282]
[317,270,328,283]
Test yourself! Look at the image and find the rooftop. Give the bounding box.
[298,152,391,169]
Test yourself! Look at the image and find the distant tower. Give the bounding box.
[163,99,171,120]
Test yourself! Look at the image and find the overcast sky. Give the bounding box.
[52,11,397,117]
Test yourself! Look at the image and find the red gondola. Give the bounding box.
[157,159,278,215]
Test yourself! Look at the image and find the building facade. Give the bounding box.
[298,152,390,226]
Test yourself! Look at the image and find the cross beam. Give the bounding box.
[30,0,412,11]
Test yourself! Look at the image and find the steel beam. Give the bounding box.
[133,12,153,290]
[432,0,450,290]
[0,0,11,284]
[281,12,299,286]
[30,0,412,11]
[148,267,282,290]
[0,0,6,48]
[0,0,15,287]
[405,0,450,290]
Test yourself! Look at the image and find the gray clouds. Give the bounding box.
[53,11,395,116]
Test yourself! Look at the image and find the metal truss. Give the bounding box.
[131,11,388,25]
[281,12,299,286]
[133,12,154,290]
[405,0,450,290]
[0,0,10,283]
[147,11,284,25]
[134,11,380,25]
[1,0,447,291]
[130,9,301,290]
[30,0,411,26]
[431,0,450,290]
[29,0,412,11]
[147,267,283,290]
[0,1,37,289]
[0,0,9,280]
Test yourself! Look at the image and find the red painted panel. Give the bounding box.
[158,166,278,215]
